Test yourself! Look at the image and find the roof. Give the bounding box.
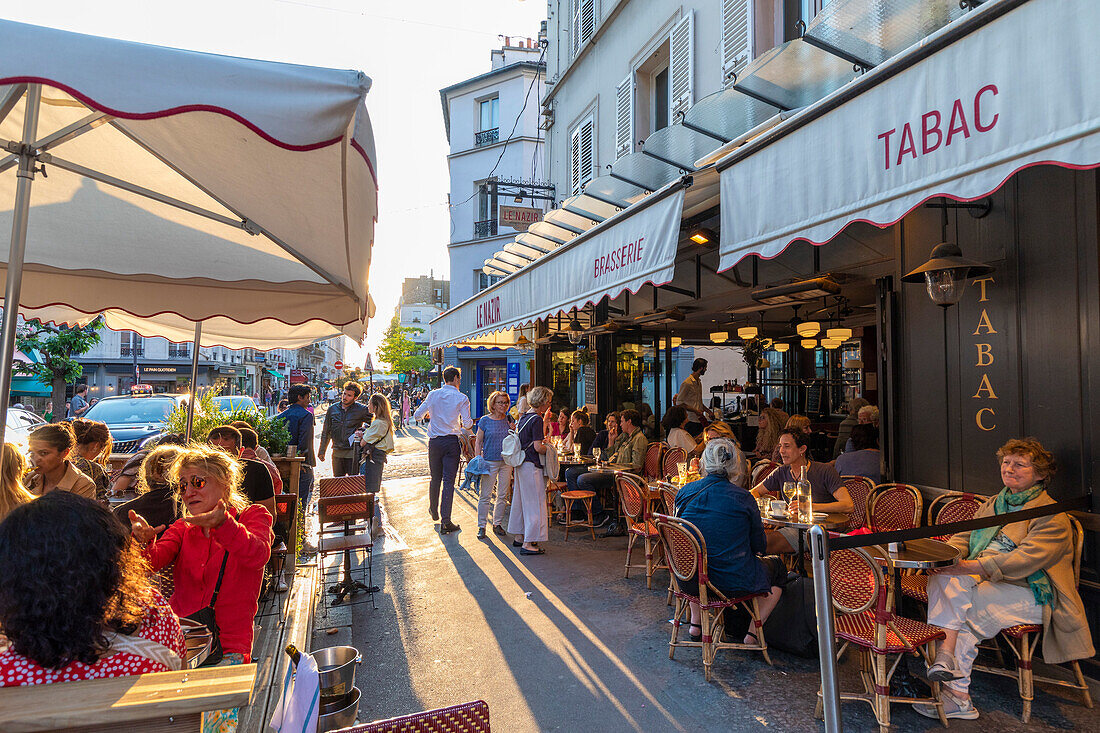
[439,61,544,142]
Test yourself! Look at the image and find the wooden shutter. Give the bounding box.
[571,115,595,195]
[668,12,694,120]
[572,0,596,57]
[614,74,633,159]
[721,0,754,85]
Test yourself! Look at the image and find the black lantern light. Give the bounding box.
[902,242,994,308]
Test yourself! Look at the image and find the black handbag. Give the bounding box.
[184,551,229,667]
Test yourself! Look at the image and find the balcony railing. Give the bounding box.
[475,127,499,146]
[168,347,190,358]
[120,346,144,357]
[474,219,497,238]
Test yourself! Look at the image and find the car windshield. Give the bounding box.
[84,398,175,424]
[212,396,257,412]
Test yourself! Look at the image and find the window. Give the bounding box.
[722,0,754,85]
[571,0,596,57]
[614,74,633,159]
[168,342,190,358]
[478,271,503,292]
[669,12,694,120]
[476,97,499,146]
[120,331,144,357]
[569,114,595,196]
[653,67,670,132]
[475,182,497,238]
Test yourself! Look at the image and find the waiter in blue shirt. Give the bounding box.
[413,366,473,534]
[276,384,316,507]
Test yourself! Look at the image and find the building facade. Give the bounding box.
[440,39,546,417]
[399,274,450,347]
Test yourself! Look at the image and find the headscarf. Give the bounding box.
[700,438,745,487]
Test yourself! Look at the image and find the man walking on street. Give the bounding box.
[67,384,90,419]
[319,381,371,477]
[413,366,472,534]
[676,358,710,438]
[276,384,316,508]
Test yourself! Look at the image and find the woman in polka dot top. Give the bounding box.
[0,492,185,686]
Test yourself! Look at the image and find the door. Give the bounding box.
[476,362,508,419]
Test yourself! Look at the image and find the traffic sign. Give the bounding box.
[334,360,344,370]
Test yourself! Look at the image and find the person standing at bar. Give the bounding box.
[676,358,710,438]
[413,366,472,534]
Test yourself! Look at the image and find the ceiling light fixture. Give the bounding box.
[737,326,758,340]
[710,331,728,343]
[671,336,682,348]
[687,227,717,246]
[773,343,789,353]
[751,276,840,305]
[801,339,817,349]
[826,327,852,341]
[796,321,821,338]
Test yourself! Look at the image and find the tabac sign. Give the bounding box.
[499,205,542,231]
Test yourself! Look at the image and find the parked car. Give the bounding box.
[6,407,46,452]
[211,395,259,414]
[82,394,188,454]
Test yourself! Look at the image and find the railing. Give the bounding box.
[475,127,499,146]
[120,346,144,357]
[169,347,190,358]
[474,219,497,238]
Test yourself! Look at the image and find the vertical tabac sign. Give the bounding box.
[970,276,998,432]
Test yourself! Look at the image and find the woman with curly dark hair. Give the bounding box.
[0,492,185,685]
[70,418,113,502]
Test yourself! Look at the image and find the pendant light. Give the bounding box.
[737,326,758,340]
[801,338,817,349]
[796,321,820,338]
[710,331,728,343]
[826,327,852,341]
[773,343,790,353]
[820,339,840,350]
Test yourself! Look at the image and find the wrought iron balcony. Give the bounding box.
[475,127,499,146]
[168,346,190,358]
[120,346,144,357]
[474,219,497,238]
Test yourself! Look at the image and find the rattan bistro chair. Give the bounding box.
[653,513,771,681]
[973,516,1093,723]
[340,699,490,733]
[661,447,687,481]
[816,546,947,732]
[899,493,983,604]
[616,471,666,588]
[867,483,922,532]
[838,476,874,532]
[643,441,665,481]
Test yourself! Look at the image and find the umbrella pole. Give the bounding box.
[0,84,41,446]
[184,322,202,442]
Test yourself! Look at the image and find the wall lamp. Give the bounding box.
[902,242,994,308]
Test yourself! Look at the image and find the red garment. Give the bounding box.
[145,505,272,661]
[241,447,283,494]
[0,590,184,686]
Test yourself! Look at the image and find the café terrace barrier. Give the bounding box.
[809,493,1093,732]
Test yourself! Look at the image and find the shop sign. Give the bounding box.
[967,276,1000,433]
[289,368,306,385]
[499,205,541,231]
[475,295,501,329]
[507,362,520,402]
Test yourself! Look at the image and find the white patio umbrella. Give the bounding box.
[0,19,379,440]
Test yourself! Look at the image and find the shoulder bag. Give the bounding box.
[184,551,229,667]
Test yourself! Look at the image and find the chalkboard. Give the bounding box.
[805,383,823,415]
[584,363,597,409]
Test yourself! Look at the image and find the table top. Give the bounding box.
[559,457,595,467]
[866,538,960,569]
[761,511,849,530]
[588,462,636,473]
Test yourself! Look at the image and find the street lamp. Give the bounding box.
[902,242,994,307]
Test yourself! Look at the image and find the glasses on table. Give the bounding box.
[592,447,602,466]
[676,462,688,484]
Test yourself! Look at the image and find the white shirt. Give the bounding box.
[666,427,696,454]
[413,384,473,439]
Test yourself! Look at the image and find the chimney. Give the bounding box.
[504,36,511,48]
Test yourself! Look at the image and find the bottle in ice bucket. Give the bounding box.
[796,465,812,522]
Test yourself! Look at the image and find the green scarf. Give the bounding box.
[967,483,1053,606]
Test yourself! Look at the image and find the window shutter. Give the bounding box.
[668,12,694,120]
[571,115,595,195]
[614,74,633,159]
[721,0,753,85]
[572,0,596,57]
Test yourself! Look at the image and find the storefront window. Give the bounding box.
[549,348,578,413]
[613,338,658,418]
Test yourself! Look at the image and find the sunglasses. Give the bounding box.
[180,475,208,490]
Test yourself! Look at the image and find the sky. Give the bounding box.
[6,0,547,368]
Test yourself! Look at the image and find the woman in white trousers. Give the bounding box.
[508,386,551,554]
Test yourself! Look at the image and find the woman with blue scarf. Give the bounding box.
[916,438,1094,721]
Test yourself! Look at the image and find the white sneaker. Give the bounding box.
[925,651,964,681]
[275,579,289,593]
[913,694,979,720]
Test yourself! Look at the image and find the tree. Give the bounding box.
[14,318,103,421]
[377,313,432,375]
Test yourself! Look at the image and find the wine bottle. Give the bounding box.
[285,644,301,667]
[796,464,812,521]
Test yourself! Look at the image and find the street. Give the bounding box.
[307,422,1096,732]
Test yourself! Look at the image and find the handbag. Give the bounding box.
[501,413,536,467]
[184,551,229,667]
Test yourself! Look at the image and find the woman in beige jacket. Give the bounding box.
[916,438,1094,721]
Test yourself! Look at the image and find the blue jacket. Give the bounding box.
[276,404,316,467]
[676,473,770,596]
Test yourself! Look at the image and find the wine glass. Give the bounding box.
[593,447,602,467]
[782,481,797,515]
[573,443,581,461]
[676,462,688,484]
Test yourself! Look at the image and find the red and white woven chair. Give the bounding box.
[543,443,566,529]
[616,472,666,589]
[816,545,948,732]
[338,699,490,733]
[838,475,875,532]
[661,446,687,481]
[973,516,1093,723]
[643,442,665,481]
[653,512,771,681]
[867,483,922,532]
[899,493,983,604]
[751,459,780,486]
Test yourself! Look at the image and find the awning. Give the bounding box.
[717,0,1099,270]
[432,178,689,347]
[265,368,284,379]
[10,375,49,396]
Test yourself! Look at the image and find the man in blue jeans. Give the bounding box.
[276,384,316,509]
[413,366,472,534]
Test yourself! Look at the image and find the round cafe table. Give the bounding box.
[586,462,635,474]
[761,510,850,576]
[867,538,960,611]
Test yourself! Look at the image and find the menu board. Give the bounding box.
[805,383,823,415]
[583,362,597,410]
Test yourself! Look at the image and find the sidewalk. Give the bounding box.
[304,425,1096,731]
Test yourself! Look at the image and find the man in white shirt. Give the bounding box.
[676,358,710,438]
[413,366,472,533]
